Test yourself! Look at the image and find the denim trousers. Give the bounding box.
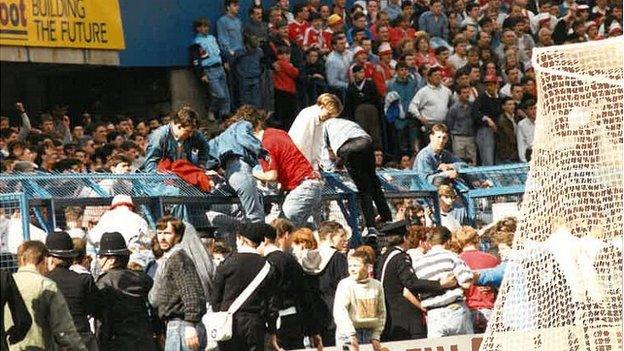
[165,320,206,351]
[225,157,264,222]
[426,302,474,338]
[336,328,373,350]
[282,179,323,229]
[204,66,231,118]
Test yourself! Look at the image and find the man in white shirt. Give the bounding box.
[288,93,344,168]
[516,99,536,162]
[409,67,453,128]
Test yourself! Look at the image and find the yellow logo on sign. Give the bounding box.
[0,0,125,50]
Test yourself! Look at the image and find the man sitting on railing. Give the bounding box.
[140,107,210,173]
[413,124,467,186]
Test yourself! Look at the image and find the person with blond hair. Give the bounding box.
[288,93,344,168]
[456,226,500,332]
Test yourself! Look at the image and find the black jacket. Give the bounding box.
[211,252,278,332]
[472,92,502,129]
[266,249,316,335]
[1,270,31,349]
[47,266,99,334]
[375,246,445,341]
[96,268,154,351]
[345,79,380,119]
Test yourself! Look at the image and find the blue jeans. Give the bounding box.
[204,65,231,118]
[426,302,474,338]
[336,328,373,349]
[476,126,495,166]
[225,158,264,222]
[165,320,206,351]
[282,179,323,229]
[239,77,262,107]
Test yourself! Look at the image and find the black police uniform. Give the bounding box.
[375,246,445,341]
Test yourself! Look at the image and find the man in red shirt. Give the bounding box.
[288,3,310,47]
[456,226,500,333]
[247,108,323,229]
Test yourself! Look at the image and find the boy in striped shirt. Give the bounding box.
[414,226,474,338]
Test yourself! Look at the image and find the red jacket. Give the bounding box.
[389,26,416,48]
[157,158,211,192]
[288,20,310,47]
[272,59,299,94]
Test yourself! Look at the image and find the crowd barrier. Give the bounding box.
[0,164,528,250]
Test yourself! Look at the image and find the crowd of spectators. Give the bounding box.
[2,0,622,176]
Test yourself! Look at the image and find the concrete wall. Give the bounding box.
[0,46,119,65]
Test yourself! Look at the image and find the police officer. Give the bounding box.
[45,231,100,350]
[375,221,457,341]
[96,231,154,350]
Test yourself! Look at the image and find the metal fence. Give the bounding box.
[0,192,29,272]
[456,163,530,226]
[0,165,528,257]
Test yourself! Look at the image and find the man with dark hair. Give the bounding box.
[325,32,353,96]
[211,222,278,351]
[375,221,456,341]
[289,3,310,47]
[408,67,453,131]
[258,223,319,350]
[418,0,449,41]
[193,17,231,121]
[150,215,206,351]
[96,232,154,350]
[45,231,100,350]
[414,227,473,338]
[413,124,466,185]
[141,107,210,173]
[472,74,502,166]
[516,98,536,162]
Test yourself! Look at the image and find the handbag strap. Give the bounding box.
[381,249,401,285]
[227,261,271,314]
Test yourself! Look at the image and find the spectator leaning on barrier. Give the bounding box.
[414,124,466,186]
[248,108,324,229]
[141,107,210,173]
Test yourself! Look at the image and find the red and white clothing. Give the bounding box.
[303,26,329,50]
[389,26,416,48]
[288,20,310,47]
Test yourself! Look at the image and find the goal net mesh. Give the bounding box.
[480,38,624,351]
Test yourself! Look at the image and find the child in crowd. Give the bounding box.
[272,46,300,129]
[334,250,386,351]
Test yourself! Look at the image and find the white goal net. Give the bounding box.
[480,38,624,350]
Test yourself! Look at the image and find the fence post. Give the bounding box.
[19,193,30,241]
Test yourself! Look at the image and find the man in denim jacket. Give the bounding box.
[141,107,211,173]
